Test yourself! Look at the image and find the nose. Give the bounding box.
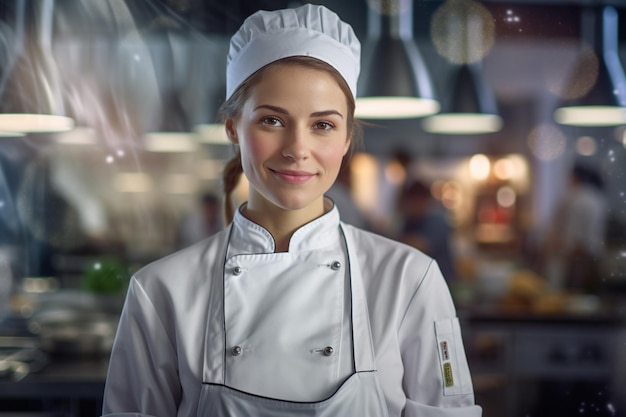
[281,125,310,161]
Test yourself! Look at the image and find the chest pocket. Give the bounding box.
[223,250,347,402]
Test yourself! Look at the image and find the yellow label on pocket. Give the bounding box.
[443,362,454,387]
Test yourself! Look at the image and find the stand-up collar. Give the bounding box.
[229,203,341,255]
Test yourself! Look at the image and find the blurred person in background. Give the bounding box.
[102,4,480,417]
[397,180,457,283]
[542,162,608,293]
[325,157,369,230]
[177,192,223,248]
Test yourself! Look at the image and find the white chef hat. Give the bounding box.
[226,4,361,100]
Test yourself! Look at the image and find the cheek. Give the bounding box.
[239,131,273,165]
[319,142,348,172]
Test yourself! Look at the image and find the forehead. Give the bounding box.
[245,63,349,112]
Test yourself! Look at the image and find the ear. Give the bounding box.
[225,118,239,145]
[342,136,352,157]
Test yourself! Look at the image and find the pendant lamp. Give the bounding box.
[422,62,502,134]
[356,0,439,119]
[554,6,626,127]
[422,2,501,135]
[0,0,75,134]
[0,131,25,138]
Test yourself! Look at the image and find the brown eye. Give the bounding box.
[314,121,334,130]
[261,116,283,127]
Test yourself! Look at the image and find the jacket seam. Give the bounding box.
[132,277,179,356]
[397,258,434,332]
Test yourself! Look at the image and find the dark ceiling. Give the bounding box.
[1,1,624,40]
[60,0,626,40]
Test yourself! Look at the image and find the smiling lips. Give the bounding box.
[271,169,316,184]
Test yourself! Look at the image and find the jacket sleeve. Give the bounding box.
[102,277,181,417]
[399,260,482,417]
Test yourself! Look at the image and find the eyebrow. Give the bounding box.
[254,104,344,119]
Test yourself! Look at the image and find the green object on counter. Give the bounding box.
[82,257,129,294]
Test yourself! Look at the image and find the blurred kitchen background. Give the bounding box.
[1,0,626,416]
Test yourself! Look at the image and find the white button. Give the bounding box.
[323,346,334,356]
[232,346,243,356]
[330,261,341,270]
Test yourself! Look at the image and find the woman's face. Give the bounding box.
[226,63,351,217]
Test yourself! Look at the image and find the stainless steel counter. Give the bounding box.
[0,356,107,397]
[0,313,108,417]
[0,355,107,417]
[461,306,626,417]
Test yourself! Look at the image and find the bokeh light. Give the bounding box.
[493,157,514,180]
[441,181,463,209]
[496,185,516,208]
[469,154,491,180]
[351,153,380,214]
[575,135,598,156]
[430,0,496,64]
[548,43,598,100]
[384,159,407,185]
[527,124,567,161]
[431,180,445,200]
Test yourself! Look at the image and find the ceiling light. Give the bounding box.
[0,4,76,135]
[356,0,439,119]
[0,131,25,138]
[163,174,199,194]
[194,123,230,144]
[196,159,224,180]
[423,114,502,134]
[114,173,153,193]
[555,6,626,127]
[54,127,97,145]
[555,106,626,126]
[423,63,502,134]
[0,114,74,133]
[144,132,198,152]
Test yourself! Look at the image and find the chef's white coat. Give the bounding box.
[102,205,481,417]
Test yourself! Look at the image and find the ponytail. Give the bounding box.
[222,150,243,224]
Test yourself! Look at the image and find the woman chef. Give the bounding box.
[102,4,482,417]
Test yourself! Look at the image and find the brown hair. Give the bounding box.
[219,56,361,223]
